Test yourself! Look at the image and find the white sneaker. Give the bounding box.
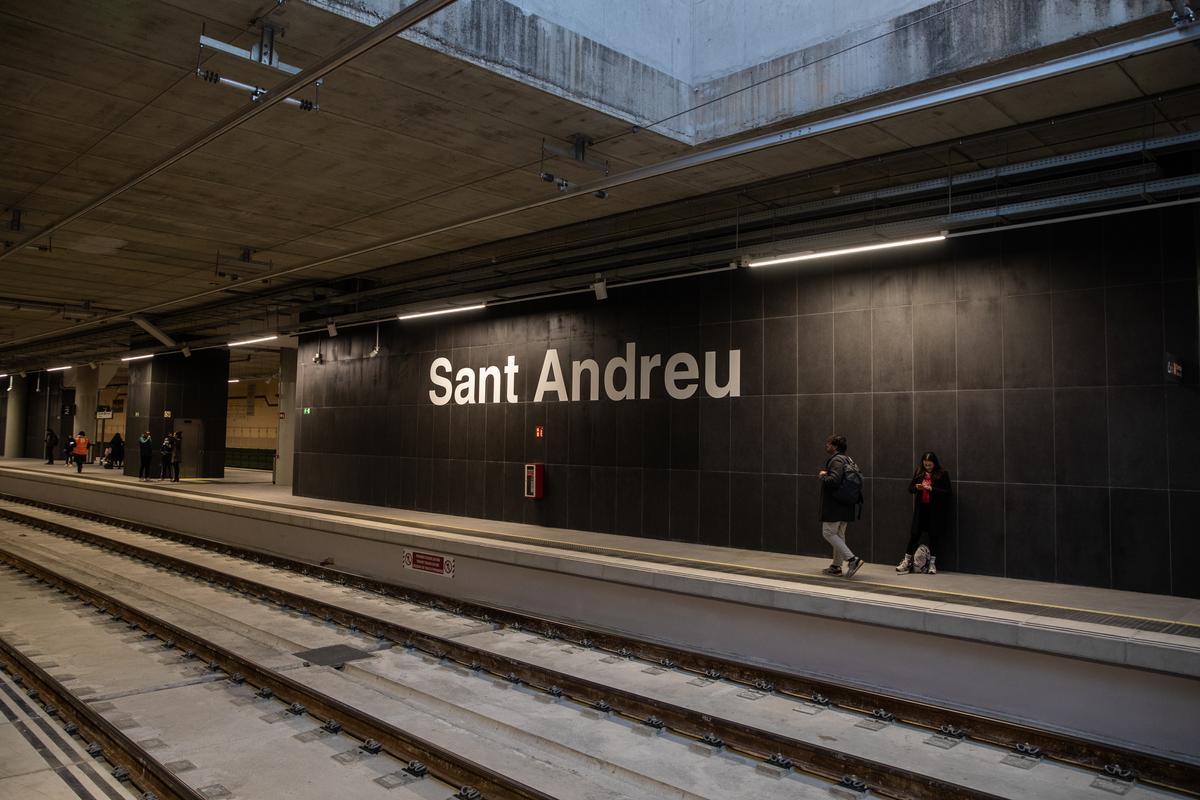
[895,555,912,573]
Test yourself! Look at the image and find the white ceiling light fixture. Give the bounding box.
[397,304,485,321]
[326,321,338,337]
[120,353,155,362]
[46,366,72,372]
[747,234,946,268]
[228,378,240,383]
[592,275,608,301]
[227,335,278,347]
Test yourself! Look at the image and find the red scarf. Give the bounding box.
[921,471,932,504]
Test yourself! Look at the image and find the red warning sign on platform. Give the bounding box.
[402,549,456,578]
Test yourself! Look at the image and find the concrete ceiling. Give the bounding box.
[1,0,1198,375]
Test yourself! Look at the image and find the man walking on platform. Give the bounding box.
[71,431,90,474]
[819,434,865,578]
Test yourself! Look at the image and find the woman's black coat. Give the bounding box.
[909,470,952,538]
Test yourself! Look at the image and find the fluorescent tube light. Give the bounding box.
[227,335,278,347]
[228,378,240,383]
[120,353,154,362]
[47,366,72,372]
[397,304,485,321]
[748,234,946,268]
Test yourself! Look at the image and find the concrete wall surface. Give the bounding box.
[293,208,1200,597]
[303,0,1165,142]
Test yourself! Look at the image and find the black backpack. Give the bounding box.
[831,455,864,515]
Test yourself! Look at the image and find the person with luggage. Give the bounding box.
[137,431,154,481]
[43,428,59,464]
[818,434,866,578]
[71,431,90,473]
[896,451,952,575]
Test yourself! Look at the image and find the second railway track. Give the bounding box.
[0,494,1194,800]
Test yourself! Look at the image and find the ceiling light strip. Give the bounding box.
[227,335,278,347]
[120,353,155,362]
[397,304,486,321]
[748,235,946,268]
[46,366,72,372]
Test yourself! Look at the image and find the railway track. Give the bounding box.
[0,494,1194,800]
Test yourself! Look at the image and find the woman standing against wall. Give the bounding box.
[896,451,952,574]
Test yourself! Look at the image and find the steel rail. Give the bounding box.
[0,512,999,800]
[0,546,556,800]
[0,631,209,800]
[2,498,1196,797]
[3,24,1199,354]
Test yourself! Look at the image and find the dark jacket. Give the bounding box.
[909,469,952,537]
[138,435,154,460]
[110,434,124,462]
[819,453,858,523]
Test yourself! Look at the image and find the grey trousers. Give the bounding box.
[822,521,854,563]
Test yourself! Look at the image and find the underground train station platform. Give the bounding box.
[1,457,1196,766]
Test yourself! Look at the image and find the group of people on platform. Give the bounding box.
[818,434,951,579]
[44,428,184,482]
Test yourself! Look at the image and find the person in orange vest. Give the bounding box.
[71,431,89,473]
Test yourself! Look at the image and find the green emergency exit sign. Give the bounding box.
[303,407,312,415]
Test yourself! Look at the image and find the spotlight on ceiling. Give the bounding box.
[593,190,608,200]
[326,321,338,337]
[591,275,608,301]
[539,171,555,183]
[180,344,192,358]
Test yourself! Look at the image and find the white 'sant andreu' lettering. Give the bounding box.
[428,344,740,405]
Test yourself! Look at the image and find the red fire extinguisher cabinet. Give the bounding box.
[524,463,544,499]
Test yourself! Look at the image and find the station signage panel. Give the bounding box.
[428,342,741,406]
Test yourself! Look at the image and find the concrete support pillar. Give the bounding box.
[124,351,229,479]
[72,365,99,451]
[275,348,297,486]
[4,377,27,458]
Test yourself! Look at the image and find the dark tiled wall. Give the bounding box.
[295,209,1200,596]
[124,352,230,477]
